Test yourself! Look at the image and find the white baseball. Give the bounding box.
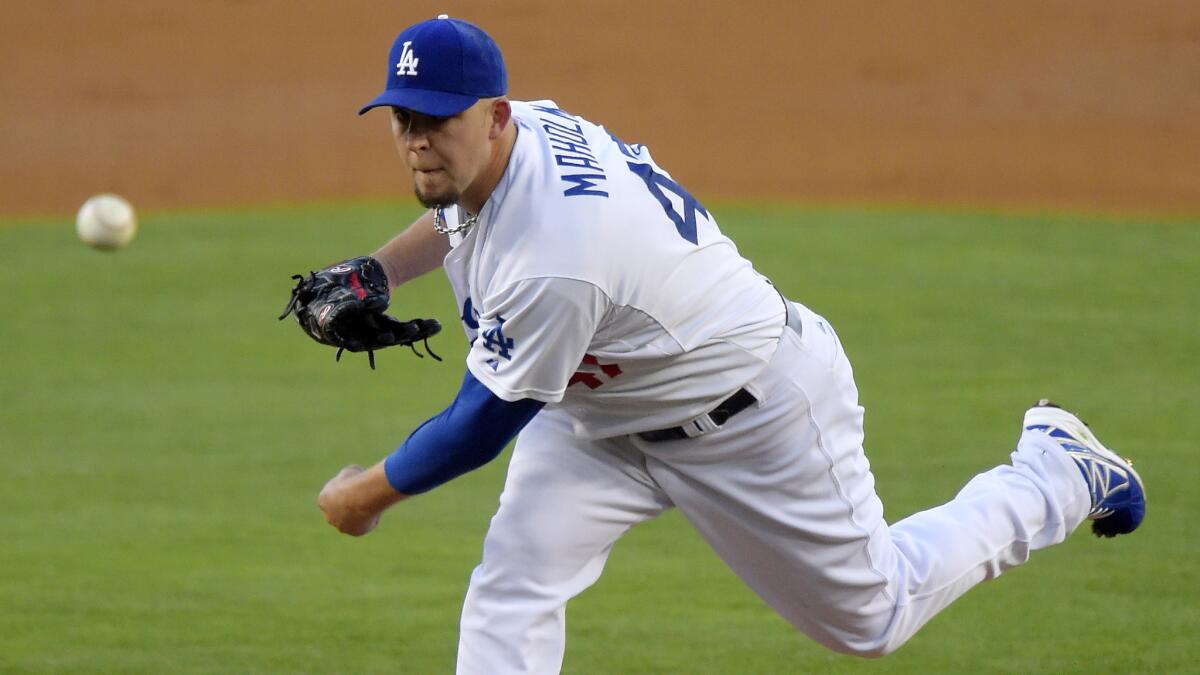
[76,193,138,250]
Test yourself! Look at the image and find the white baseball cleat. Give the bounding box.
[1023,399,1146,538]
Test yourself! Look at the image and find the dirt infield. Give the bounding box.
[2,1,1197,216]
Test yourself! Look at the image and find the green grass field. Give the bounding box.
[2,202,1197,674]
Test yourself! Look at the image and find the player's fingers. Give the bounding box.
[318,464,363,505]
[342,512,382,537]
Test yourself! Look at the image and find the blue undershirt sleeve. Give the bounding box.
[383,370,545,495]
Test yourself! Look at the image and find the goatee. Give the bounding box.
[414,185,458,210]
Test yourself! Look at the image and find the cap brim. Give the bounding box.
[358,88,480,117]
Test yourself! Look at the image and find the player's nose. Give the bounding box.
[400,123,427,149]
[392,118,430,152]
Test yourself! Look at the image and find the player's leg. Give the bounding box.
[457,408,672,675]
[640,303,1094,657]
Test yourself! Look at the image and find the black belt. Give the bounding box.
[636,297,798,443]
[636,388,758,442]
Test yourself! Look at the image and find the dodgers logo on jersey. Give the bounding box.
[395,41,419,76]
[480,316,515,362]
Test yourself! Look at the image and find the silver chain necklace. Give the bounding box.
[433,207,480,235]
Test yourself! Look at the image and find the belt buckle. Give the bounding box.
[637,386,760,443]
[680,412,722,439]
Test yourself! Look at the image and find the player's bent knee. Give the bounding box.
[814,632,898,659]
[789,600,905,659]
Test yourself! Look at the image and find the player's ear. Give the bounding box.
[488,98,512,140]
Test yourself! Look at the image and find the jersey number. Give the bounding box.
[626,162,708,245]
[610,131,707,245]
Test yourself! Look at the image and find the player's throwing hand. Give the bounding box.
[318,465,387,536]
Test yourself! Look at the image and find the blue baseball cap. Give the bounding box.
[358,15,507,117]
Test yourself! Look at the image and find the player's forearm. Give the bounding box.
[352,460,410,511]
[384,371,544,495]
[372,209,452,291]
[320,373,541,536]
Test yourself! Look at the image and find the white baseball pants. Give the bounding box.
[456,303,1092,674]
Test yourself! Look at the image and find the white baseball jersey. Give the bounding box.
[441,99,785,439]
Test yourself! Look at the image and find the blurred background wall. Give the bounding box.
[2,1,1197,216]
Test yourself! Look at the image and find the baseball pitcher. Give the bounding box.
[283,15,1146,674]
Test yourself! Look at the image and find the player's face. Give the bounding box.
[391,102,495,209]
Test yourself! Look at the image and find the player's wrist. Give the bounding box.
[379,257,401,293]
[366,251,403,291]
[360,460,409,508]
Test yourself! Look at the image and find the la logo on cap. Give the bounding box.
[359,14,506,117]
[395,41,419,76]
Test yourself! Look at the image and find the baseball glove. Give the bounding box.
[279,256,441,369]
